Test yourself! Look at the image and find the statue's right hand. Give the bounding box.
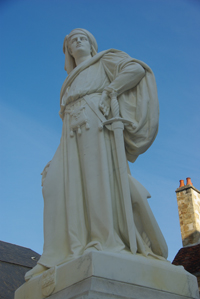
[99,90,111,117]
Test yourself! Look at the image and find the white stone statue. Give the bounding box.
[25,28,168,281]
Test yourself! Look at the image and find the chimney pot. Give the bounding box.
[179,180,185,188]
[186,177,193,186]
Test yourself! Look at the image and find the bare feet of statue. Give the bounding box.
[25,264,48,281]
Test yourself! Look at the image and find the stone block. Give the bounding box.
[15,251,199,299]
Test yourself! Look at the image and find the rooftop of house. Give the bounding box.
[172,243,200,275]
[0,240,40,299]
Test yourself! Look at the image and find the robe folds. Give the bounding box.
[38,49,168,268]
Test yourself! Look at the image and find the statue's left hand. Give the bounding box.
[99,90,111,117]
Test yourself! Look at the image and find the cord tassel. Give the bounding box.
[85,122,90,130]
[99,124,103,131]
[70,129,74,137]
[78,126,81,135]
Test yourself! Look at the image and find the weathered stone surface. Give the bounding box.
[15,251,199,299]
[176,185,200,246]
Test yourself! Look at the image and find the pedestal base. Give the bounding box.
[15,251,199,299]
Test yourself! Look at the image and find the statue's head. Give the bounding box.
[63,28,98,74]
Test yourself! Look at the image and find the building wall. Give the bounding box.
[176,185,200,247]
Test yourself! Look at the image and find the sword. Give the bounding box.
[103,92,137,254]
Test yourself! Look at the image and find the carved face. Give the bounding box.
[68,34,91,59]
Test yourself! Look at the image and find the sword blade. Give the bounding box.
[112,120,137,254]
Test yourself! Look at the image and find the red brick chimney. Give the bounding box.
[176,178,200,247]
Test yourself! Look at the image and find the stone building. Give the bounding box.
[0,241,40,299]
[172,178,200,292]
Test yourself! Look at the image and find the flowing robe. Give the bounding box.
[38,50,168,268]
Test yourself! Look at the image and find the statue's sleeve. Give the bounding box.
[101,52,145,96]
[102,51,159,163]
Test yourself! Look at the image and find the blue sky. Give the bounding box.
[0,0,200,262]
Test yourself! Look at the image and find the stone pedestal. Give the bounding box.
[15,251,199,299]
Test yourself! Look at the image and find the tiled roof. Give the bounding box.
[0,241,40,299]
[0,240,40,267]
[172,244,200,274]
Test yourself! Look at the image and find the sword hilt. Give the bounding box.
[110,91,119,118]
